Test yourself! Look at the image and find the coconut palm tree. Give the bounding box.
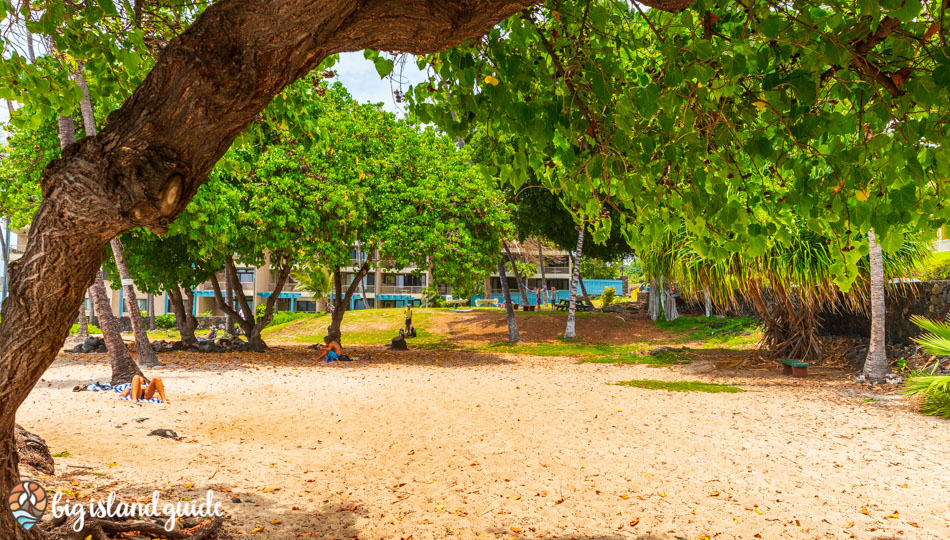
[904,316,950,418]
[291,267,332,304]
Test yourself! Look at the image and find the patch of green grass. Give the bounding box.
[656,316,760,344]
[613,379,746,393]
[581,352,687,365]
[52,451,70,458]
[146,330,181,340]
[70,323,101,334]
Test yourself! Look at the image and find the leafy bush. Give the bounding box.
[70,323,101,334]
[923,259,950,280]
[429,296,447,308]
[255,302,267,320]
[602,286,616,306]
[155,313,176,329]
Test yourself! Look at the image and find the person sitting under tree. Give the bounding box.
[314,336,344,363]
[117,375,168,403]
[197,326,218,342]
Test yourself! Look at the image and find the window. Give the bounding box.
[236,269,255,283]
[404,274,424,287]
[137,299,148,313]
[383,274,396,285]
[296,301,317,312]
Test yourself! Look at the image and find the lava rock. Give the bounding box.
[148,429,179,439]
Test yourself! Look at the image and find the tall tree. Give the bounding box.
[564,221,585,339]
[864,229,888,381]
[0,2,538,533]
[497,258,520,343]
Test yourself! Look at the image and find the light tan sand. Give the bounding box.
[18,347,950,540]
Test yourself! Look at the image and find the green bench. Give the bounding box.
[779,358,808,378]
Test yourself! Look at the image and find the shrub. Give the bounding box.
[70,323,102,334]
[602,286,616,306]
[155,313,176,329]
[905,316,950,418]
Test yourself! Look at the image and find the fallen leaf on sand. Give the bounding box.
[271,519,282,524]
[250,527,264,534]
[859,508,869,515]
[510,527,521,533]
[884,511,899,519]
[184,483,194,488]
[709,491,720,497]
[629,518,640,527]
[619,494,629,500]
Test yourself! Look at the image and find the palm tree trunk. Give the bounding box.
[498,259,520,343]
[225,274,234,334]
[538,241,547,309]
[703,287,713,318]
[90,273,144,385]
[77,304,89,338]
[564,222,585,339]
[570,252,594,308]
[146,293,156,330]
[110,237,159,366]
[865,229,889,381]
[503,241,531,307]
[55,86,138,380]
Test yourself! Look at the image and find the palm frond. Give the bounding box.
[904,375,950,418]
[910,316,950,356]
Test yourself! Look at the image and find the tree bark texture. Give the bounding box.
[168,287,199,345]
[564,224,585,339]
[327,262,370,342]
[864,229,889,381]
[225,274,234,334]
[498,259,520,343]
[0,0,694,533]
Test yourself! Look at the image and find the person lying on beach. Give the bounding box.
[314,336,344,363]
[116,375,169,403]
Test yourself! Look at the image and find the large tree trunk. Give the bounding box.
[498,259,520,343]
[865,229,889,382]
[570,252,594,309]
[168,287,199,345]
[90,276,144,386]
[327,262,370,342]
[502,241,531,307]
[564,223,585,339]
[111,238,159,366]
[211,256,291,350]
[0,1,625,532]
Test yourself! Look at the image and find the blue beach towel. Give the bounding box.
[114,383,163,403]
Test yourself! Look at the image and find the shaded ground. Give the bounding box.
[23,312,948,540]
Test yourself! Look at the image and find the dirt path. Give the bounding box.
[19,348,948,540]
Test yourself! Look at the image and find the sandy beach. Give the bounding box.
[17,341,950,540]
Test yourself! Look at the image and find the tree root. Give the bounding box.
[43,515,223,540]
